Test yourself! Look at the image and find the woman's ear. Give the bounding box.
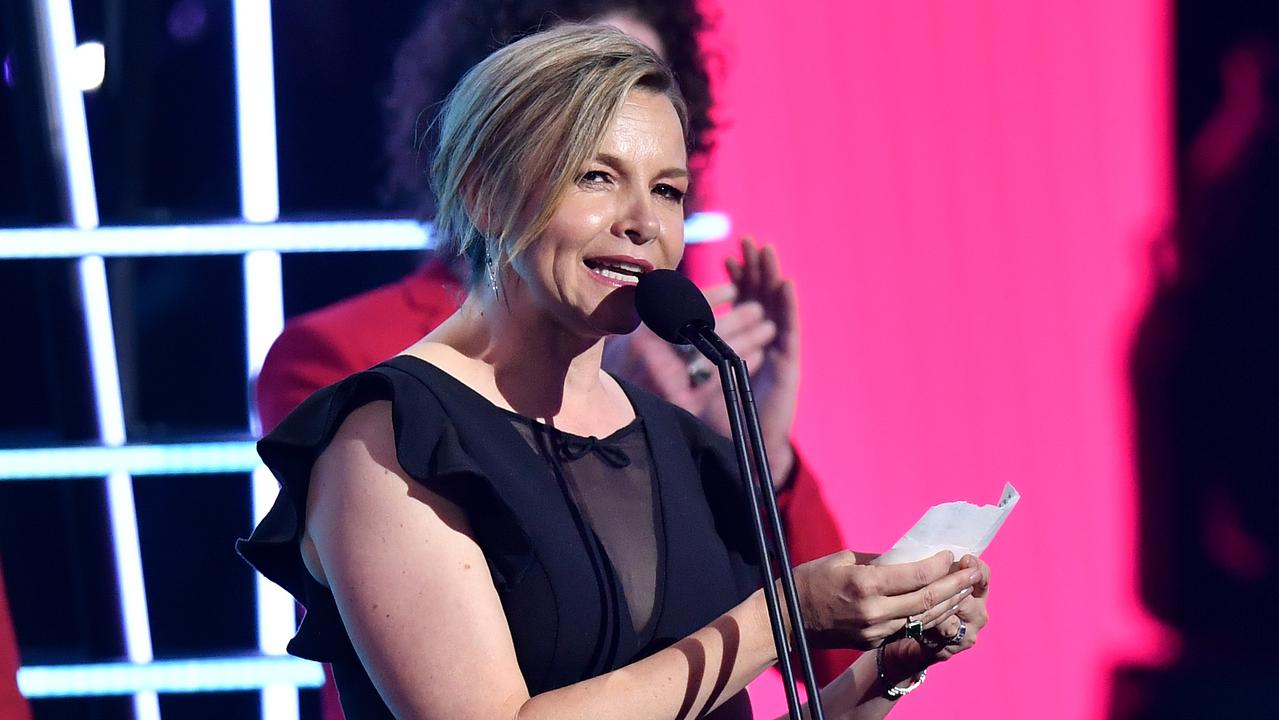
[462,185,496,238]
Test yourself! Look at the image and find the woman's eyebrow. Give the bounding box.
[593,152,689,179]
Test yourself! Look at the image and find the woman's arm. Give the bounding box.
[305,401,977,719]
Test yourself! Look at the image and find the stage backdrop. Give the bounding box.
[686,1,1173,717]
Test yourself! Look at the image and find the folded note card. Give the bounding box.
[873,484,1020,566]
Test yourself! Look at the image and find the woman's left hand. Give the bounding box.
[880,554,991,680]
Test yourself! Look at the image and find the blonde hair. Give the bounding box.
[429,24,689,285]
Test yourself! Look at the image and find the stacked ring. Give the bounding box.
[903,615,924,640]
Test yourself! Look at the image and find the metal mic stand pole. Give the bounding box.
[686,331,826,720]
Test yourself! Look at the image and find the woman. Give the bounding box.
[241,26,989,719]
[258,5,849,716]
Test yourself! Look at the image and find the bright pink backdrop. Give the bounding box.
[688,1,1174,717]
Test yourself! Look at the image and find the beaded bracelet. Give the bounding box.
[876,640,926,699]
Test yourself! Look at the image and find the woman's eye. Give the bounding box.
[654,184,686,202]
[579,170,612,185]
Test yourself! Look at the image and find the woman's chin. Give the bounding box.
[587,292,643,337]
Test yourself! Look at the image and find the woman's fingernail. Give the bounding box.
[969,571,982,583]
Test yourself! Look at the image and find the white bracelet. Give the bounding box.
[876,641,927,699]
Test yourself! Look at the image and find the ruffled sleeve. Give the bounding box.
[235,363,492,661]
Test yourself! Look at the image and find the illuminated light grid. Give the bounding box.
[232,0,280,223]
[0,220,432,258]
[35,0,160,715]
[17,657,325,698]
[79,256,160,720]
[0,441,260,480]
[232,1,299,717]
[31,0,98,229]
[0,212,729,259]
[243,249,284,429]
[19,3,734,716]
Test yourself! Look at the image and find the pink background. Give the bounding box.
[687,1,1175,717]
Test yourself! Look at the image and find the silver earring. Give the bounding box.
[485,252,500,297]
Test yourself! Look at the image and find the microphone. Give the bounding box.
[634,269,714,346]
[633,268,826,720]
[635,269,736,363]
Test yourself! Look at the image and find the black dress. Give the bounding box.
[237,355,761,718]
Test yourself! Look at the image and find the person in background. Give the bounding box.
[256,3,852,715]
[1118,10,1279,717]
[0,560,30,720]
[242,25,991,719]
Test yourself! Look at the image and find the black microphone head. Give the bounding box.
[635,269,714,345]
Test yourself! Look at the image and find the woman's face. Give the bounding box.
[508,89,688,338]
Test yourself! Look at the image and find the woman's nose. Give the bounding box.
[615,194,660,244]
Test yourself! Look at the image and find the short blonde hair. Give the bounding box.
[429,24,689,284]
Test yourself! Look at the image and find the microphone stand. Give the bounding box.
[684,325,826,720]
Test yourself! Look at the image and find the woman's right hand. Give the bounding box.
[793,549,979,650]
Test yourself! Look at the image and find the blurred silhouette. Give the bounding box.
[1115,4,1279,716]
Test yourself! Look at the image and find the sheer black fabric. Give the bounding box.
[237,355,760,718]
[508,415,664,643]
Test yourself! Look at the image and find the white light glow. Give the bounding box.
[232,2,299,716]
[0,441,261,480]
[684,211,731,243]
[0,220,431,258]
[32,0,99,228]
[77,256,161,720]
[244,249,284,408]
[17,657,325,698]
[78,257,126,446]
[232,0,280,223]
[0,213,728,259]
[73,41,105,91]
[254,467,297,657]
[40,0,155,711]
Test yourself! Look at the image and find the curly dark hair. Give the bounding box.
[382,0,718,219]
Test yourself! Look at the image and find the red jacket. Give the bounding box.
[0,559,31,720]
[256,261,853,718]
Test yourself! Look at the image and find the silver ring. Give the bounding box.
[944,619,966,645]
[903,615,924,639]
[687,357,713,388]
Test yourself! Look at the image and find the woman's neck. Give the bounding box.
[421,288,630,432]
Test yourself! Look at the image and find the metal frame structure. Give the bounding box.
[6,1,730,715]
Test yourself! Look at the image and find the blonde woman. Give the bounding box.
[240,26,990,719]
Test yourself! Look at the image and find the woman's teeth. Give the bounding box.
[594,266,639,284]
[586,259,643,285]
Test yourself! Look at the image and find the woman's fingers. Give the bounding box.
[715,302,772,348]
[960,555,991,598]
[724,255,742,286]
[919,586,971,629]
[860,581,973,647]
[759,242,782,290]
[955,594,988,628]
[728,317,777,358]
[702,282,737,309]
[742,236,763,293]
[878,566,979,628]
[871,550,956,595]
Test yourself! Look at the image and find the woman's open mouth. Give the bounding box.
[583,256,653,287]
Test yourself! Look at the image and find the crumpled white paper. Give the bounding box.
[872,484,1020,566]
